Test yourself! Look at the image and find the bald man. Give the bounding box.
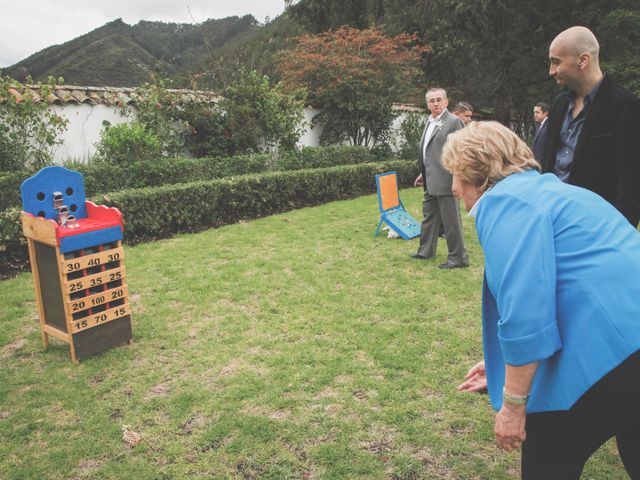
[542,26,640,227]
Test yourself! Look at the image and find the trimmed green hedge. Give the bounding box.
[0,146,384,213]
[0,160,416,277]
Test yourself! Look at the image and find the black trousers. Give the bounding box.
[522,350,640,479]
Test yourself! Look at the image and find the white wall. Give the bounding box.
[50,103,130,163]
[49,103,424,163]
[296,107,323,148]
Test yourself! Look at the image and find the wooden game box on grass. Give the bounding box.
[21,167,132,363]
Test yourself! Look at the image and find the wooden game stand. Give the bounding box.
[20,166,132,363]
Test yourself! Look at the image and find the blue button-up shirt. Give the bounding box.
[553,79,603,181]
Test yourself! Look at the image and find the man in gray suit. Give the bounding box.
[411,87,469,269]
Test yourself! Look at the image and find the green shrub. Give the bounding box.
[0,160,416,273]
[1,147,394,212]
[93,121,163,165]
[396,112,425,160]
[0,207,26,279]
[0,173,25,213]
[94,160,416,244]
[276,146,379,170]
[0,76,69,172]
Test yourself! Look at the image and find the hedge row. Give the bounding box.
[0,146,385,212]
[0,160,416,277]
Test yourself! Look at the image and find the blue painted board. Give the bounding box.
[21,166,87,220]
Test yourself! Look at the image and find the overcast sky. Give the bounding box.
[0,0,287,67]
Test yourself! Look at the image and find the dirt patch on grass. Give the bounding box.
[178,413,207,435]
[219,358,245,377]
[0,339,27,360]
[49,403,79,427]
[241,404,290,420]
[313,386,339,400]
[333,375,353,385]
[324,404,342,417]
[143,382,171,400]
[74,458,104,479]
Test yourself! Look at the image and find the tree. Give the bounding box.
[599,8,640,96]
[277,26,428,147]
[174,69,306,158]
[380,0,636,125]
[217,69,306,156]
[285,0,384,33]
[0,76,68,171]
[126,78,190,157]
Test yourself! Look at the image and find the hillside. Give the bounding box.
[1,16,260,87]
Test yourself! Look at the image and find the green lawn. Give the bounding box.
[0,188,627,479]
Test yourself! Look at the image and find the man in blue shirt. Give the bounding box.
[542,26,640,227]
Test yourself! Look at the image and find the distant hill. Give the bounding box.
[1,16,261,87]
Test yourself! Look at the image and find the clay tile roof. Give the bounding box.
[8,87,23,103]
[392,103,425,113]
[24,88,41,102]
[55,89,74,103]
[70,89,89,103]
[87,91,102,105]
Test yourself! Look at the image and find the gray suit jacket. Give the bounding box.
[418,110,464,196]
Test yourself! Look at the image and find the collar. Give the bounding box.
[568,75,604,105]
[470,169,541,218]
[428,110,447,123]
[468,187,491,218]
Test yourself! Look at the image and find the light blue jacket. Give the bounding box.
[475,170,640,413]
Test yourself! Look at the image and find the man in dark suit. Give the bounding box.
[542,26,640,227]
[411,87,469,268]
[453,101,474,126]
[532,102,549,164]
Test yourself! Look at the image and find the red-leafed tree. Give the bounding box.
[276,26,429,148]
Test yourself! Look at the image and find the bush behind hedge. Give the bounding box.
[0,160,415,277]
[0,146,386,212]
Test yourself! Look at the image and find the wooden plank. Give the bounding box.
[42,324,70,342]
[21,213,57,246]
[72,316,132,361]
[71,303,131,333]
[67,285,128,314]
[26,239,50,348]
[61,247,124,274]
[62,267,126,294]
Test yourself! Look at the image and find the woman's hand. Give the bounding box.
[458,360,487,392]
[495,403,526,452]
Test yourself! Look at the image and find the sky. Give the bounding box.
[0,0,287,67]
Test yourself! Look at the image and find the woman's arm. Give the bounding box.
[495,362,539,452]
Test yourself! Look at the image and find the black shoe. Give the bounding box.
[438,261,469,269]
[409,253,428,260]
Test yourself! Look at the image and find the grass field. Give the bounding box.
[0,187,628,479]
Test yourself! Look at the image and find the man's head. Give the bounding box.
[453,101,473,125]
[549,26,601,90]
[533,102,549,124]
[425,88,448,117]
